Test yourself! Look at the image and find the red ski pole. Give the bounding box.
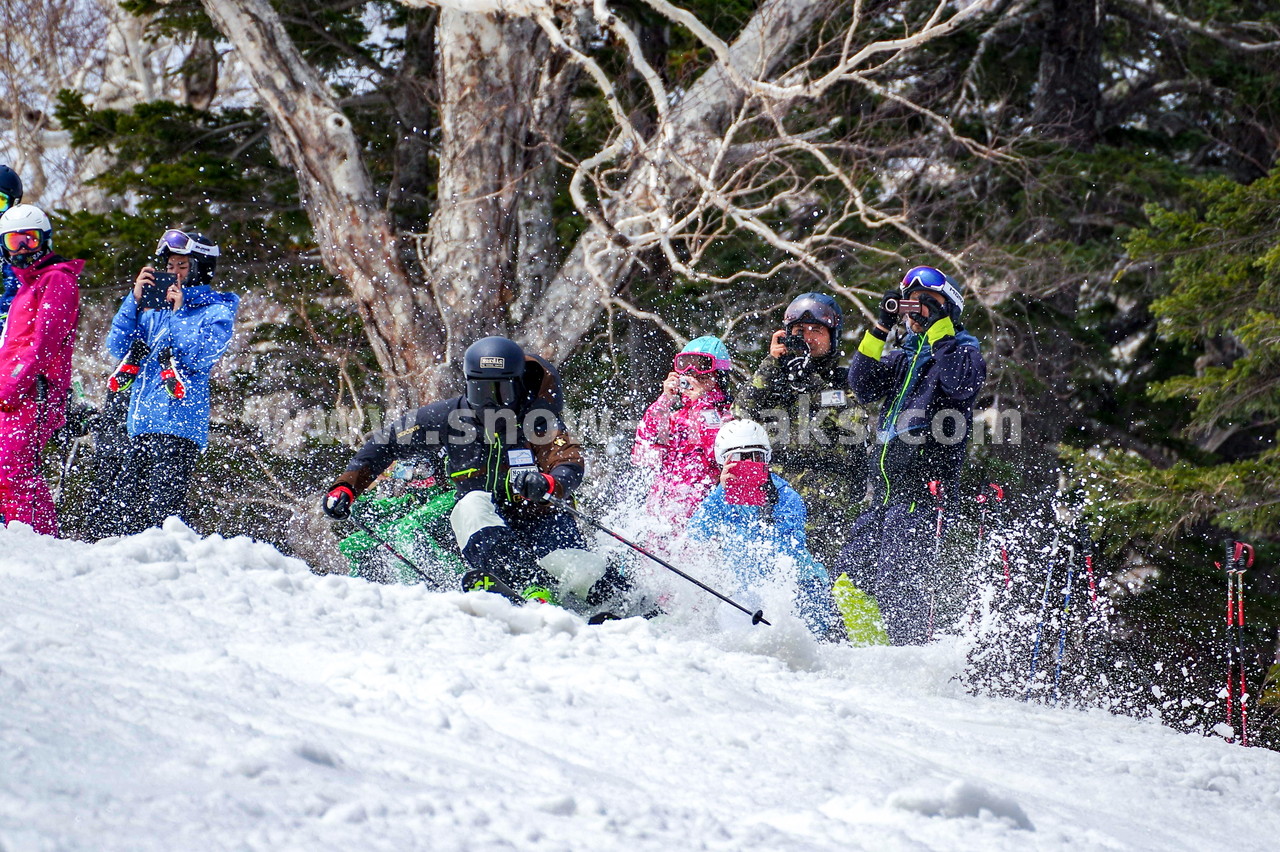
[927,480,945,641]
[1085,554,1097,606]
[1230,541,1253,746]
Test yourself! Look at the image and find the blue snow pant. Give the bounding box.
[833,502,940,646]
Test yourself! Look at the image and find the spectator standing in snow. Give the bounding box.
[103,229,238,535]
[834,266,986,645]
[734,292,871,567]
[687,420,845,640]
[632,335,735,528]
[0,204,83,535]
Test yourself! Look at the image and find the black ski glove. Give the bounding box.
[508,469,555,502]
[908,303,944,333]
[878,289,902,330]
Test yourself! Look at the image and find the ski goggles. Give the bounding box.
[725,449,767,463]
[1,229,41,253]
[673,352,717,374]
[0,192,14,215]
[783,296,839,331]
[466,378,522,410]
[901,268,963,310]
[156,228,219,258]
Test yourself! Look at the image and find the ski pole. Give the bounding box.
[1051,545,1077,705]
[1084,552,1097,607]
[973,483,1004,559]
[1025,535,1060,701]
[348,510,434,586]
[927,480,945,641]
[1225,540,1253,745]
[546,495,770,626]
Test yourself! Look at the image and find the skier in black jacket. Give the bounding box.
[322,336,588,603]
[834,266,986,645]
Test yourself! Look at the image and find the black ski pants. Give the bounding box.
[117,433,201,535]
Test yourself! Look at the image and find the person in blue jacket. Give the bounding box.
[0,165,24,337]
[101,229,238,535]
[687,419,843,640]
[833,265,986,645]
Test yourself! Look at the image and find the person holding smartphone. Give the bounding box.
[686,420,845,640]
[0,204,82,535]
[631,335,735,528]
[834,265,986,645]
[99,228,239,536]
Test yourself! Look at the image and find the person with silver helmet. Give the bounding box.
[0,203,83,535]
[833,265,986,646]
[100,228,239,536]
[686,419,853,641]
[324,336,607,607]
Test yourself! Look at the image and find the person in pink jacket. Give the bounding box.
[632,336,735,526]
[0,205,82,535]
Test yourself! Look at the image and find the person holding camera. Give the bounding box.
[100,229,238,535]
[631,335,735,528]
[833,265,986,645]
[734,293,870,567]
[0,204,82,535]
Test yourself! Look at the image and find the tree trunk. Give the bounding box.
[1033,0,1104,148]
[200,0,443,407]
[416,9,551,367]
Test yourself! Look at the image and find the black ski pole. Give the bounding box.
[348,510,434,587]
[546,496,770,626]
[1051,544,1077,705]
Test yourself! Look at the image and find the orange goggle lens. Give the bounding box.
[2,229,41,253]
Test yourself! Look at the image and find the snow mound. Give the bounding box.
[3,523,1280,851]
[888,779,1034,830]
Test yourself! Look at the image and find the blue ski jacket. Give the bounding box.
[105,285,239,448]
[688,474,827,583]
[688,473,835,633]
[850,317,985,510]
[0,262,19,337]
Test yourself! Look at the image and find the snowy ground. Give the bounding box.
[2,521,1278,851]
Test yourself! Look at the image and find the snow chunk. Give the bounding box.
[888,780,1034,830]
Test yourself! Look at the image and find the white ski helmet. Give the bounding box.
[713,419,772,466]
[0,203,53,267]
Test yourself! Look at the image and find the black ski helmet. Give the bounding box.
[0,165,22,210]
[783,292,843,345]
[463,336,526,411]
[155,229,219,288]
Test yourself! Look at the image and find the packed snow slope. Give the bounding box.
[2,521,1278,852]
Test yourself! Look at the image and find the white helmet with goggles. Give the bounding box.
[0,204,53,268]
[713,419,773,467]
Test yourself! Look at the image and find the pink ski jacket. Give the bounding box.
[0,256,82,428]
[632,387,732,523]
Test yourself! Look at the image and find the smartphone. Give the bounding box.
[139,272,177,310]
[724,460,769,506]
